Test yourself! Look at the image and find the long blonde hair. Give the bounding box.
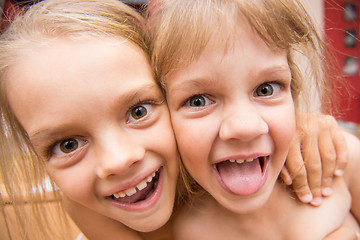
[150,0,338,201]
[0,0,149,239]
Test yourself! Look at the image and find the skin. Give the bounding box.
[284,112,349,205]
[164,16,360,239]
[0,2,353,239]
[5,37,179,233]
[166,18,296,213]
[281,113,349,206]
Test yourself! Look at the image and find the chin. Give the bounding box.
[129,209,172,232]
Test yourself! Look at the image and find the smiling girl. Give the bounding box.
[0,0,355,239]
[0,0,178,239]
[151,0,360,239]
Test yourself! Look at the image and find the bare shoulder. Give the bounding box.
[172,199,220,240]
[342,131,360,222]
[342,131,360,184]
[173,205,204,240]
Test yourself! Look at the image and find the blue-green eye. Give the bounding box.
[186,95,212,107]
[255,82,281,97]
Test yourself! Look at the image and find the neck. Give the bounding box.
[202,181,295,230]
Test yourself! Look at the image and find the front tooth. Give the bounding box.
[245,158,254,162]
[236,159,245,164]
[137,180,147,191]
[125,187,137,197]
[146,175,153,183]
[112,172,156,198]
[229,159,236,163]
[113,191,126,198]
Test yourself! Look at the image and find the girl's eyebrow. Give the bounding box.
[29,83,161,144]
[169,64,291,95]
[30,123,74,140]
[29,124,74,149]
[168,77,219,95]
[260,65,291,75]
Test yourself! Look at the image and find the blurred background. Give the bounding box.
[0,0,359,239]
[1,0,359,134]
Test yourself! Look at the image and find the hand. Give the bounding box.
[323,226,360,240]
[280,112,348,206]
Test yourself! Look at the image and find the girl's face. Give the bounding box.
[6,38,179,231]
[165,18,296,213]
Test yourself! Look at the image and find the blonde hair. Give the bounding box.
[0,0,150,239]
[150,0,337,201]
[151,0,336,110]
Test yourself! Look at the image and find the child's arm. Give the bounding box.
[323,226,360,240]
[281,113,348,206]
[343,131,360,223]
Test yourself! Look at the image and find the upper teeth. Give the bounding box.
[229,158,255,164]
[112,172,156,198]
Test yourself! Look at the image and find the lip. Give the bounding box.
[105,167,161,197]
[107,167,164,211]
[213,154,270,196]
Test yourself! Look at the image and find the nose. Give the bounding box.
[219,102,269,142]
[95,130,145,179]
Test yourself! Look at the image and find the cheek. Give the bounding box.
[152,119,178,153]
[46,164,95,202]
[270,104,296,153]
[145,118,179,174]
[172,118,213,170]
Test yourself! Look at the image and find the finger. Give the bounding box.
[318,129,336,196]
[323,225,360,240]
[330,126,349,177]
[285,141,313,203]
[301,133,323,206]
[280,166,292,185]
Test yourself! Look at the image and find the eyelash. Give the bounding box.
[127,99,162,123]
[43,136,86,160]
[179,81,284,107]
[42,98,164,159]
[254,81,283,97]
[182,94,214,108]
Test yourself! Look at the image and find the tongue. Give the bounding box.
[217,159,263,195]
[114,180,154,204]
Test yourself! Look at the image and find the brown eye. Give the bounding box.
[128,104,152,122]
[131,106,147,119]
[59,138,78,153]
[52,138,86,156]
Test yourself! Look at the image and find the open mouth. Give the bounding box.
[215,156,269,195]
[107,170,160,204]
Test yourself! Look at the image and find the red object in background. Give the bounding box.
[1,0,20,32]
[325,0,360,123]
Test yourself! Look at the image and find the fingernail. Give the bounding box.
[334,169,344,176]
[322,187,333,196]
[356,231,360,240]
[301,194,313,203]
[311,197,322,206]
